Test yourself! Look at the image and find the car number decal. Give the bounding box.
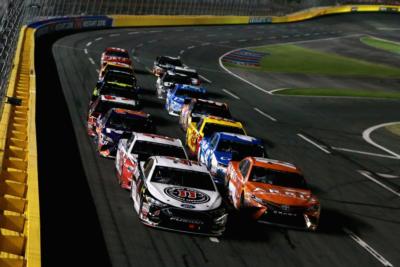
[164,187,210,204]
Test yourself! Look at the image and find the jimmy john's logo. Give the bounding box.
[164,187,210,204]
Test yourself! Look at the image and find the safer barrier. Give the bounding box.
[0,4,398,267]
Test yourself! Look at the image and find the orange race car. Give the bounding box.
[225,157,320,230]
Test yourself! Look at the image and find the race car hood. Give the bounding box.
[248,182,313,206]
[147,182,221,211]
[213,151,232,166]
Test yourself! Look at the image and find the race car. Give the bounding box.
[198,132,265,184]
[179,98,231,132]
[130,156,228,236]
[115,133,188,190]
[173,66,201,85]
[225,157,320,231]
[101,47,132,67]
[152,56,183,77]
[186,116,246,156]
[165,84,207,116]
[91,80,139,104]
[98,61,134,80]
[95,108,155,158]
[87,95,139,137]
[156,70,194,99]
[99,69,137,89]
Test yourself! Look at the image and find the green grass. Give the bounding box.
[360,36,400,55]
[275,88,400,100]
[230,44,400,77]
[386,124,400,137]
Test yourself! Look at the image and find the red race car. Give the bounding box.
[101,47,132,67]
[225,157,320,230]
[115,133,188,190]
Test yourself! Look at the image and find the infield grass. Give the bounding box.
[360,36,400,55]
[386,124,400,137]
[229,44,400,77]
[275,88,400,100]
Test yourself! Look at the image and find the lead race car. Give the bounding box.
[115,133,188,190]
[130,156,228,236]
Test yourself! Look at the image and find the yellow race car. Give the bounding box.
[186,116,246,156]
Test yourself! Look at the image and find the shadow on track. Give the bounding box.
[36,31,111,267]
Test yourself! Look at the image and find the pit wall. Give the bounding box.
[0,4,398,267]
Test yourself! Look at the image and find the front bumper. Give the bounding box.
[140,205,227,236]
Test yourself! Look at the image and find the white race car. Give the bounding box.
[130,156,228,236]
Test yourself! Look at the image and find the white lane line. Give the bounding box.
[377,27,400,31]
[109,33,120,37]
[358,170,400,198]
[270,88,289,94]
[331,147,399,159]
[187,46,195,50]
[148,40,157,43]
[219,50,272,95]
[86,42,92,47]
[376,173,399,179]
[297,134,331,154]
[201,42,210,46]
[88,57,96,65]
[84,48,88,54]
[199,75,212,83]
[95,37,103,41]
[362,122,400,159]
[364,35,400,45]
[128,31,139,35]
[253,37,263,41]
[222,89,240,100]
[253,107,277,122]
[209,237,220,243]
[238,39,247,42]
[145,67,153,73]
[149,30,162,33]
[179,50,185,55]
[343,227,393,267]
[136,43,143,48]
[207,34,216,37]
[96,69,99,74]
[219,41,230,44]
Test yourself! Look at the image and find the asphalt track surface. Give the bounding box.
[37,13,400,267]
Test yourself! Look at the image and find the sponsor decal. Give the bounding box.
[351,6,358,12]
[164,187,210,204]
[170,217,203,224]
[249,17,272,24]
[181,203,196,209]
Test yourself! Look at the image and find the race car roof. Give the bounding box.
[204,116,243,126]
[100,95,138,106]
[134,133,183,147]
[174,84,206,94]
[195,98,227,107]
[252,157,300,173]
[105,47,128,53]
[217,132,262,145]
[174,66,197,73]
[152,156,208,173]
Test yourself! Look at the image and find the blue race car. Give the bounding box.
[198,132,265,184]
[165,84,207,116]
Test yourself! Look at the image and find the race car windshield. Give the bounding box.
[175,70,199,79]
[202,123,245,138]
[163,75,192,85]
[217,140,264,160]
[95,101,137,113]
[159,57,182,67]
[106,66,133,75]
[192,103,231,118]
[175,89,205,99]
[106,51,129,58]
[151,166,215,191]
[131,141,187,161]
[105,72,136,86]
[249,166,308,190]
[100,85,137,99]
[107,114,153,132]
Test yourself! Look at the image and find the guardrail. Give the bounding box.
[0,4,399,266]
